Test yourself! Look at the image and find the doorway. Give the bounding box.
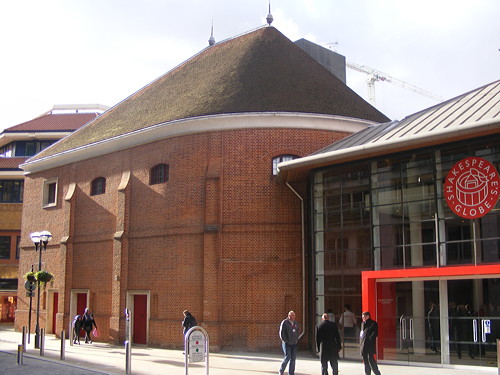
[126,291,149,345]
[376,277,500,368]
[71,290,89,339]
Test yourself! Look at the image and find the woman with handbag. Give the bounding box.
[82,308,98,344]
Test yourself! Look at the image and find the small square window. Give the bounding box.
[43,178,58,208]
[91,177,106,196]
[150,164,169,185]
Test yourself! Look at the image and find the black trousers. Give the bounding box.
[362,353,381,375]
[320,357,338,375]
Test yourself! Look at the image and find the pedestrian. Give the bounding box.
[72,315,83,344]
[464,304,476,359]
[182,310,197,335]
[82,308,97,344]
[360,311,381,375]
[339,304,357,342]
[327,308,335,323]
[316,313,342,375]
[279,310,300,375]
[427,303,440,353]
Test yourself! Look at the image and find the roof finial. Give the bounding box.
[266,1,273,25]
[208,20,215,46]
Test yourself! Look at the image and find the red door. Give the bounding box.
[77,293,87,337]
[51,293,58,333]
[133,295,147,344]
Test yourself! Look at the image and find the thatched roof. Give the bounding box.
[32,26,388,161]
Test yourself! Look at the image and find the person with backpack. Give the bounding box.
[72,314,84,344]
[182,310,197,335]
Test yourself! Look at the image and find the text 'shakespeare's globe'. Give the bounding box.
[444,157,500,219]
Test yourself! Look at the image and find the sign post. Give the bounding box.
[184,326,209,375]
[24,279,36,344]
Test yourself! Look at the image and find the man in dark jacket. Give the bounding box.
[360,311,381,375]
[182,310,197,335]
[316,313,342,375]
[279,310,300,375]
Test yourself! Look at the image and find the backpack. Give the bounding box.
[189,315,197,328]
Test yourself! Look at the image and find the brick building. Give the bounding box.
[16,26,387,350]
[0,106,105,323]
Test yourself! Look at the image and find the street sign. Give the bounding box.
[184,326,209,374]
[188,330,205,362]
[24,280,36,291]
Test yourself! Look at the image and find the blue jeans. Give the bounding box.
[279,342,297,374]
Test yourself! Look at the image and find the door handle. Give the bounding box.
[473,319,478,343]
[409,318,414,340]
[399,315,405,350]
[481,319,486,343]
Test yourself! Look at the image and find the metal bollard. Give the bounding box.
[61,330,66,360]
[125,340,132,374]
[69,321,73,346]
[17,345,23,365]
[40,328,45,356]
[22,326,27,352]
[497,339,499,375]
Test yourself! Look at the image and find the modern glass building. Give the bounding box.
[279,80,500,369]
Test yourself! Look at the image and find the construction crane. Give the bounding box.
[346,61,443,106]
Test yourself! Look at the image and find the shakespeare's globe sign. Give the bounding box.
[444,157,500,219]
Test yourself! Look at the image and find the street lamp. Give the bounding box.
[30,230,52,349]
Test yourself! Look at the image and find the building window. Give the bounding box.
[16,236,20,259]
[13,140,56,157]
[272,155,298,176]
[150,164,169,185]
[43,178,58,208]
[0,180,23,202]
[91,177,106,196]
[0,236,11,259]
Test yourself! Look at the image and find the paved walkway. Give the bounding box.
[0,324,497,375]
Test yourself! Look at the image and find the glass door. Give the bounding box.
[378,277,500,368]
[377,280,441,365]
[447,278,500,367]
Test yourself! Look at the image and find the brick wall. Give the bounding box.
[17,126,349,351]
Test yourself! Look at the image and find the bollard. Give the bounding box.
[497,339,499,375]
[40,328,45,356]
[125,340,132,374]
[22,326,27,352]
[17,345,23,365]
[69,321,73,346]
[61,330,66,360]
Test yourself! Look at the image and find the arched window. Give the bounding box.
[272,155,298,176]
[91,177,106,196]
[150,164,169,185]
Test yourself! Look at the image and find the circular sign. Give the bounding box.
[444,157,500,219]
[24,280,36,291]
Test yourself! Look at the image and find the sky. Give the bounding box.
[0,0,499,130]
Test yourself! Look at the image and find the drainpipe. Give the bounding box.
[285,182,306,339]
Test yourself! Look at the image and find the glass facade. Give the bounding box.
[312,135,500,362]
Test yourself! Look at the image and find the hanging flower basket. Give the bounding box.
[24,271,36,283]
[35,270,54,286]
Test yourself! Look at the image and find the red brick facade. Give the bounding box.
[17,127,349,350]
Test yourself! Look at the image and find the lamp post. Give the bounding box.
[30,230,52,349]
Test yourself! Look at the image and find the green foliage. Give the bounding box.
[24,271,36,282]
[35,270,54,287]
